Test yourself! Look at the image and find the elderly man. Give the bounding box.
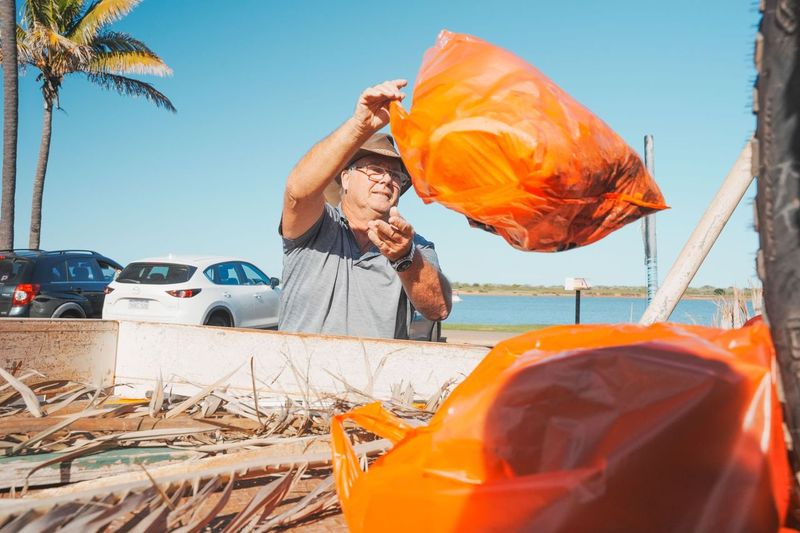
[279,79,452,339]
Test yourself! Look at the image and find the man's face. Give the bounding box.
[342,155,405,216]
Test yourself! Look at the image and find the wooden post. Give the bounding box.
[640,141,753,325]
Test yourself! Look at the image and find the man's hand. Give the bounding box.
[353,80,407,136]
[367,206,415,262]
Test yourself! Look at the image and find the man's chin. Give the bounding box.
[368,200,392,217]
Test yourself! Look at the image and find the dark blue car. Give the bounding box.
[0,249,122,319]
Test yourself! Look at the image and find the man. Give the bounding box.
[279,79,452,339]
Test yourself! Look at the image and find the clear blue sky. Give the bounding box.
[8,0,759,287]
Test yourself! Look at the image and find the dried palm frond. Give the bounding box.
[10,406,115,455]
[222,466,305,532]
[149,372,164,419]
[199,394,223,418]
[425,378,457,412]
[56,490,152,533]
[0,367,43,418]
[250,357,263,427]
[0,357,457,531]
[391,381,416,407]
[165,365,243,419]
[0,370,44,393]
[172,475,235,532]
[22,440,117,493]
[43,385,92,415]
[257,474,338,531]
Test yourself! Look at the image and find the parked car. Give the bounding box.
[102,255,280,328]
[0,249,123,319]
[409,309,442,342]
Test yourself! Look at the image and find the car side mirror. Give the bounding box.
[270,277,280,289]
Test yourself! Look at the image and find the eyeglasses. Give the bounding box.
[351,164,408,187]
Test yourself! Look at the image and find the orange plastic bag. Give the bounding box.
[332,320,792,532]
[390,31,668,251]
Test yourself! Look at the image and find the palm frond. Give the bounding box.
[0,366,42,418]
[55,0,86,32]
[87,31,172,76]
[22,0,57,30]
[21,1,34,28]
[92,30,155,54]
[16,23,29,48]
[26,25,92,72]
[66,0,141,44]
[88,51,171,76]
[85,72,176,112]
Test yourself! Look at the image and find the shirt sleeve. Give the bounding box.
[280,204,336,253]
[413,233,441,270]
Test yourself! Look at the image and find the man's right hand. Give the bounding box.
[352,80,408,136]
[282,79,408,240]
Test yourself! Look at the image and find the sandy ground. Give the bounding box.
[442,328,517,348]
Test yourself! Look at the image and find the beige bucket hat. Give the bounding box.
[324,133,412,205]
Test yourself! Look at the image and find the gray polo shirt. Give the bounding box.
[279,204,441,339]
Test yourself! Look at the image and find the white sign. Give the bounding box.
[565,277,591,291]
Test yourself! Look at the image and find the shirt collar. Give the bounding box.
[335,204,384,261]
[334,204,350,230]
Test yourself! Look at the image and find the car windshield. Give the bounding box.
[0,258,32,286]
[117,262,196,285]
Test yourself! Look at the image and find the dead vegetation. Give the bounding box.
[0,357,454,530]
[712,284,762,329]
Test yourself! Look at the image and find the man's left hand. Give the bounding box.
[367,207,415,262]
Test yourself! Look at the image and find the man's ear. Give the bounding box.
[340,169,350,194]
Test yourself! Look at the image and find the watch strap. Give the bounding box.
[390,244,416,271]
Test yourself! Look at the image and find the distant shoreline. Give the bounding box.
[454,290,719,301]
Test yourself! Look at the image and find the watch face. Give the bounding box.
[395,259,413,272]
[391,245,415,272]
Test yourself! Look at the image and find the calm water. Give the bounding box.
[445,294,728,326]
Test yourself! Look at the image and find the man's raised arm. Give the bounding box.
[281,80,407,239]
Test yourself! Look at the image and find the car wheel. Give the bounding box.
[53,305,86,319]
[205,312,231,328]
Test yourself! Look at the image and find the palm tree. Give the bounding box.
[16,0,175,249]
[0,0,18,250]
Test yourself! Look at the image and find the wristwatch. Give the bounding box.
[390,245,416,272]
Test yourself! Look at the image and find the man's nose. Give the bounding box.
[373,172,394,185]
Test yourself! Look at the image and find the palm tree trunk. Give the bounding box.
[0,0,18,250]
[29,103,52,250]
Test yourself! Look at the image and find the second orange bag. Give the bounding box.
[332,320,792,531]
[390,31,667,251]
